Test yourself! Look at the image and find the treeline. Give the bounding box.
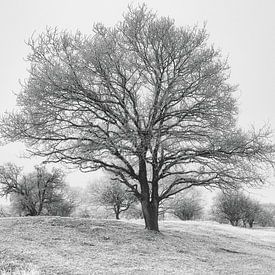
[212,191,275,228]
[0,163,274,228]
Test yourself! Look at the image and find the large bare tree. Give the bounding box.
[1,5,274,230]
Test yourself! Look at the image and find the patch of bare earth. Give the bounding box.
[0,217,274,274]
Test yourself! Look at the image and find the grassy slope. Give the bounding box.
[0,217,274,274]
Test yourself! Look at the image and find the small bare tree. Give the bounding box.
[44,186,78,216]
[257,204,275,227]
[212,191,245,226]
[241,199,261,228]
[1,5,274,230]
[0,163,72,216]
[169,190,203,220]
[0,205,10,217]
[90,180,137,219]
[212,190,261,228]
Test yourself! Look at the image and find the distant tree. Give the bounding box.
[0,205,10,217]
[94,181,138,220]
[124,204,144,219]
[256,204,275,227]
[241,199,261,228]
[1,5,274,231]
[212,191,246,226]
[0,163,73,216]
[212,191,263,228]
[43,186,77,216]
[170,190,203,220]
[261,203,275,217]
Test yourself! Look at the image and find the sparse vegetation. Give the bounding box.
[0,263,39,275]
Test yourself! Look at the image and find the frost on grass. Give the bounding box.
[0,217,274,274]
[0,262,39,275]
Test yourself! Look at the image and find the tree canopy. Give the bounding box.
[1,5,274,230]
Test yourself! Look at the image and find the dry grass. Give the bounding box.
[0,217,274,274]
[0,264,39,275]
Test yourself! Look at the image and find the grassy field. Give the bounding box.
[0,217,274,274]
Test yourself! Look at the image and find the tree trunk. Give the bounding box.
[249,220,254,228]
[141,199,159,231]
[37,201,43,215]
[230,220,238,226]
[25,205,38,216]
[138,147,159,231]
[115,211,120,220]
[114,205,120,220]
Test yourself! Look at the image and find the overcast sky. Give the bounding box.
[0,0,274,203]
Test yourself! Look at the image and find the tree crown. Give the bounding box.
[0,5,274,204]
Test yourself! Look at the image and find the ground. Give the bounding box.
[0,217,274,274]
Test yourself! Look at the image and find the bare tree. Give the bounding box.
[257,204,275,227]
[212,191,245,226]
[43,186,77,216]
[241,199,261,228]
[169,190,203,220]
[1,5,274,230]
[95,181,137,220]
[212,190,262,228]
[0,163,71,216]
[0,205,10,217]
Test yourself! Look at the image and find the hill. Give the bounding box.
[0,217,274,274]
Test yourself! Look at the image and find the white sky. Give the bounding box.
[0,0,274,204]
